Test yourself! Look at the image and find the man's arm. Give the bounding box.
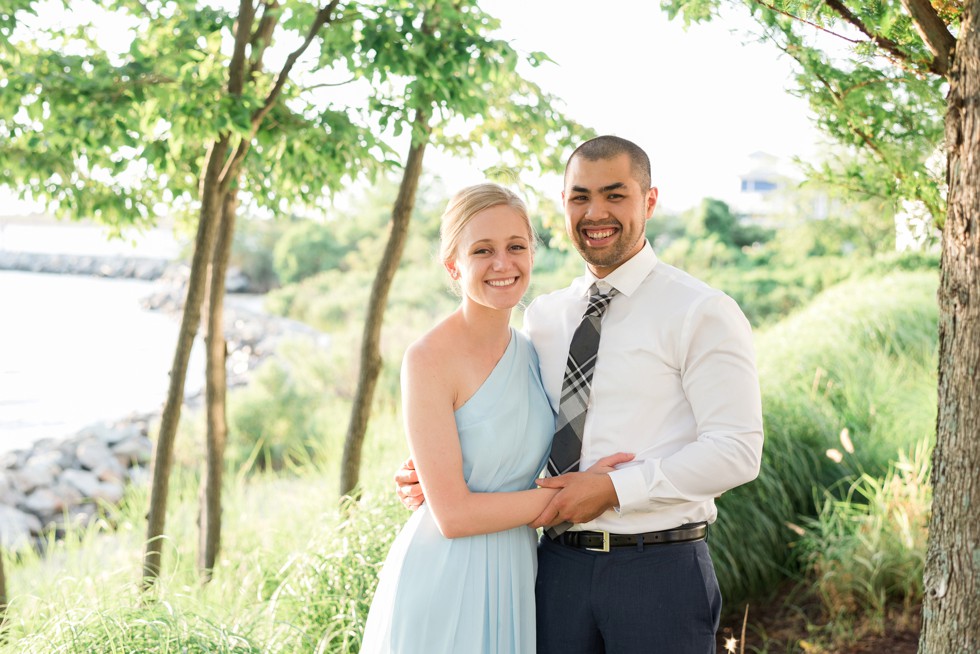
[532,293,764,527]
[607,294,763,515]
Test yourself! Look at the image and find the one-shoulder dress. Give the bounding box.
[360,330,554,653]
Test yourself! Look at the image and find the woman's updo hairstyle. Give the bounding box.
[439,183,536,272]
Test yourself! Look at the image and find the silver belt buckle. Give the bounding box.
[585,530,610,553]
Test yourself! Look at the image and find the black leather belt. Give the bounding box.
[554,522,707,552]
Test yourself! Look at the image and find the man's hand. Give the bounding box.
[530,452,632,528]
[394,457,425,510]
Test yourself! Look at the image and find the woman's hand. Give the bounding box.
[394,458,425,510]
[585,452,635,474]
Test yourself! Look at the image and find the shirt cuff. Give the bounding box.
[608,464,650,515]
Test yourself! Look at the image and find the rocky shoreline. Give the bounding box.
[0,261,326,552]
[0,416,154,551]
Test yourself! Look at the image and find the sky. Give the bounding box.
[427,0,823,212]
[0,0,824,220]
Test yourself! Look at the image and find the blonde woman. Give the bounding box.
[361,184,629,653]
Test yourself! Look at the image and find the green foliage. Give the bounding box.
[346,0,591,171]
[271,220,349,285]
[227,351,324,474]
[10,605,263,654]
[0,0,386,227]
[228,217,288,291]
[707,271,937,604]
[701,249,939,327]
[262,498,404,653]
[797,440,931,618]
[224,332,395,477]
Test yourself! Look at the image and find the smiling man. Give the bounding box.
[396,135,764,653]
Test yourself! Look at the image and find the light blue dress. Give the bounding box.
[361,330,554,653]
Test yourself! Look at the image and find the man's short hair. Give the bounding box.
[566,135,651,191]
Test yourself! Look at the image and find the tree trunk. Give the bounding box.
[142,137,230,590]
[198,185,239,582]
[920,2,980,651]
[340,116,430,498]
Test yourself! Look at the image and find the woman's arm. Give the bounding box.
[401,344,557,538]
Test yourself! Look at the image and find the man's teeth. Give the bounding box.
[587,229,615,239]
[487,278,516,287]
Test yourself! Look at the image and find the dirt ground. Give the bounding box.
[714,589,921,653]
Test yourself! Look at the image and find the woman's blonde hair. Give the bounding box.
[439,183,536,268]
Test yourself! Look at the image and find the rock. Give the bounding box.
[0,450,24,470]
[50,482,83,508]
[127,466,150,486]
[0,473,25,506]
[0,505,39,550]
[92,481,124,504]
[12,464,56,494]
[46,505,96,534]
[78,422,130,446]
[25,449,64,475]
[93,457,126,483]
[75,438,113,470]
[21,488,62,516]
[112,435,154,467]
[225,267,251,293]
[60,469,101,497]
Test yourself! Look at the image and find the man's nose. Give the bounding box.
[585,199,608,218]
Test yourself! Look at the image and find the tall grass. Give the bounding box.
[707,271,937,604]
[797,438,931,621]
[0,413,408,653]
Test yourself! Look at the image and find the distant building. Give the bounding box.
[726,151,829,227]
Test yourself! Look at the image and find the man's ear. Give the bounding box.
[645,187,659,219]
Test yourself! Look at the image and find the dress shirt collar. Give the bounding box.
[573,240,659,298]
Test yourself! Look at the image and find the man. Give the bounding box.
[396,135,763,653]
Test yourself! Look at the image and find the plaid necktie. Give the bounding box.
[546,283,617,537]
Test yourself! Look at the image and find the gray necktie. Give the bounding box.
[546,283,617,537]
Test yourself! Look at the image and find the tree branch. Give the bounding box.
[899,0,956,76]
[228,0,256,96]
[249,1,281,76]
[822,0,915,64]
[754,0,934,78]
[783,43,944,218]
[301,78,356,91]
[252,0,341,129]
[752,0,862,44]
[219,0,341,188]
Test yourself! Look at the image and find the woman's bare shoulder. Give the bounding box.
[402,314,465,378]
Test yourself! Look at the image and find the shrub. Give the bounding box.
[272,220,349,285]
[708,271,938,605]
[264,497,405,653]
[796,439,931,618]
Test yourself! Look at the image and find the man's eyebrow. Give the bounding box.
[569,182,627,194]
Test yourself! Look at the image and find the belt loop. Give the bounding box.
[636,534,644,553]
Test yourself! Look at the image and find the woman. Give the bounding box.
[360,184,628,653]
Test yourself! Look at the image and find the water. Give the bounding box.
[0,271,205,453]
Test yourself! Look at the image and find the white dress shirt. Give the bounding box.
[524,241,764,534]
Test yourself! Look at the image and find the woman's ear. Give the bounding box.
[444,261,459,280]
